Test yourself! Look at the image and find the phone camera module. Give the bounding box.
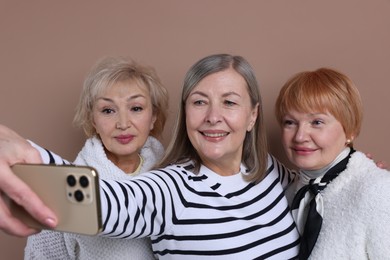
[67,175,77,187]
[65,172,93,204]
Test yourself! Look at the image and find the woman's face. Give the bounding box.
[92,80,156,163]
[281,109,348,171]
[185,68,258,175]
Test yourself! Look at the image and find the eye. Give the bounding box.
[193,100,206,106]
[101,108,115,114]
[131,106,144,112]
[224,100,236,106]
[311,119,324,126]
[282,119,297,128]
[283,119,295,125]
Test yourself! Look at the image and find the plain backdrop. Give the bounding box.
[1,1,389,258]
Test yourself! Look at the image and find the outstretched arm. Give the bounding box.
[0,124,57,237]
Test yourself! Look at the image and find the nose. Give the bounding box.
[205,103,222,125]
[116,111,131,130]
[294,123,309,143]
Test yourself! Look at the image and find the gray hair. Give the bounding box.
[157,54,268,183]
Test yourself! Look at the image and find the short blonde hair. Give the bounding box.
[275,67,363,141]
[73,56,168,138]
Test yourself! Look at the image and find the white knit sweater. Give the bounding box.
[289,151,390,259]
[24,136,164,260]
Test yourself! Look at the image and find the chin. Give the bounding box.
[292,161,314,171]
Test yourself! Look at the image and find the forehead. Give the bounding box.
[287,109,334,118]
[99,79,150,97]
[192,68,249,96]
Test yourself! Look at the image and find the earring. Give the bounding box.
[345,139,352,145]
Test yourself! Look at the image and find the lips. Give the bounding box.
[115,135,134,144]
[200,130,229,142]
[201,131,229,137]
[292,146,317,155]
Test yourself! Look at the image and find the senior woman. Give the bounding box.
[25,56,169,259]
[275,68,390,259]
[0,54,300,259]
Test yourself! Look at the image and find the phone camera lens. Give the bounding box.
[79,176,89,188]
[67,175,77,187]
[74,190,84,202]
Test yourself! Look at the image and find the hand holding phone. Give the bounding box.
[8,164,102,235]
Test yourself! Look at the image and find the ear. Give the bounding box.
[91,118,98,134]
[345,134,355,146]
[247,103,259,132]
[150,114,157,130]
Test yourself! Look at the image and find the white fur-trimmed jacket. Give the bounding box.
[288,151,390,259]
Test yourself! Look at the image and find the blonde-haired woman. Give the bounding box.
[25,56,168,259]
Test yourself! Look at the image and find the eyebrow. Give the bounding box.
[127,94,147,102]
[96,94,147,103]
[189,91,241,98]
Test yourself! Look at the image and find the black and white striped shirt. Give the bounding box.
[33,143,300,259]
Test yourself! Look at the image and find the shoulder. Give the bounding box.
[347,152,390,257]
[143,136,164,150]
[140,136,165,158]
[348,151,390,182]
[267,153,298,188]
[346,151,390,206]
[266,154,287,173]
[139,136,165,172]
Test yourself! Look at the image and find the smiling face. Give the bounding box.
[185,68,258,175]
[92,80,156,168]
[281,109,348,171]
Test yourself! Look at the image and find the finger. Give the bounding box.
[377,161,388,170]
[0,195,39,237]
[365,153,373,159]
[0,162,57,229]
[3,140,43,166]
[22,144,43,164]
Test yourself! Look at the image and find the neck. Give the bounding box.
[106,150,141,174]
[201,158,242,176]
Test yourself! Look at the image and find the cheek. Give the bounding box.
[93,117,112,135]
[185,119,196,140]
[232,109,256,131]
[138,116,155,133]
[281,131,291,148]
[184,115,198,143]
[323,135,346,153]
[185,108,199,129]
[321,128,346,146]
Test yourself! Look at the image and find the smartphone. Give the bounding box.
[9,163,102,236]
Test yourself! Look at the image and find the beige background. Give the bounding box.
[1,1,389,258]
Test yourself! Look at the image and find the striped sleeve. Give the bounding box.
[268,154,298,190]
[28,140,71,165]
[98,171,170,239]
